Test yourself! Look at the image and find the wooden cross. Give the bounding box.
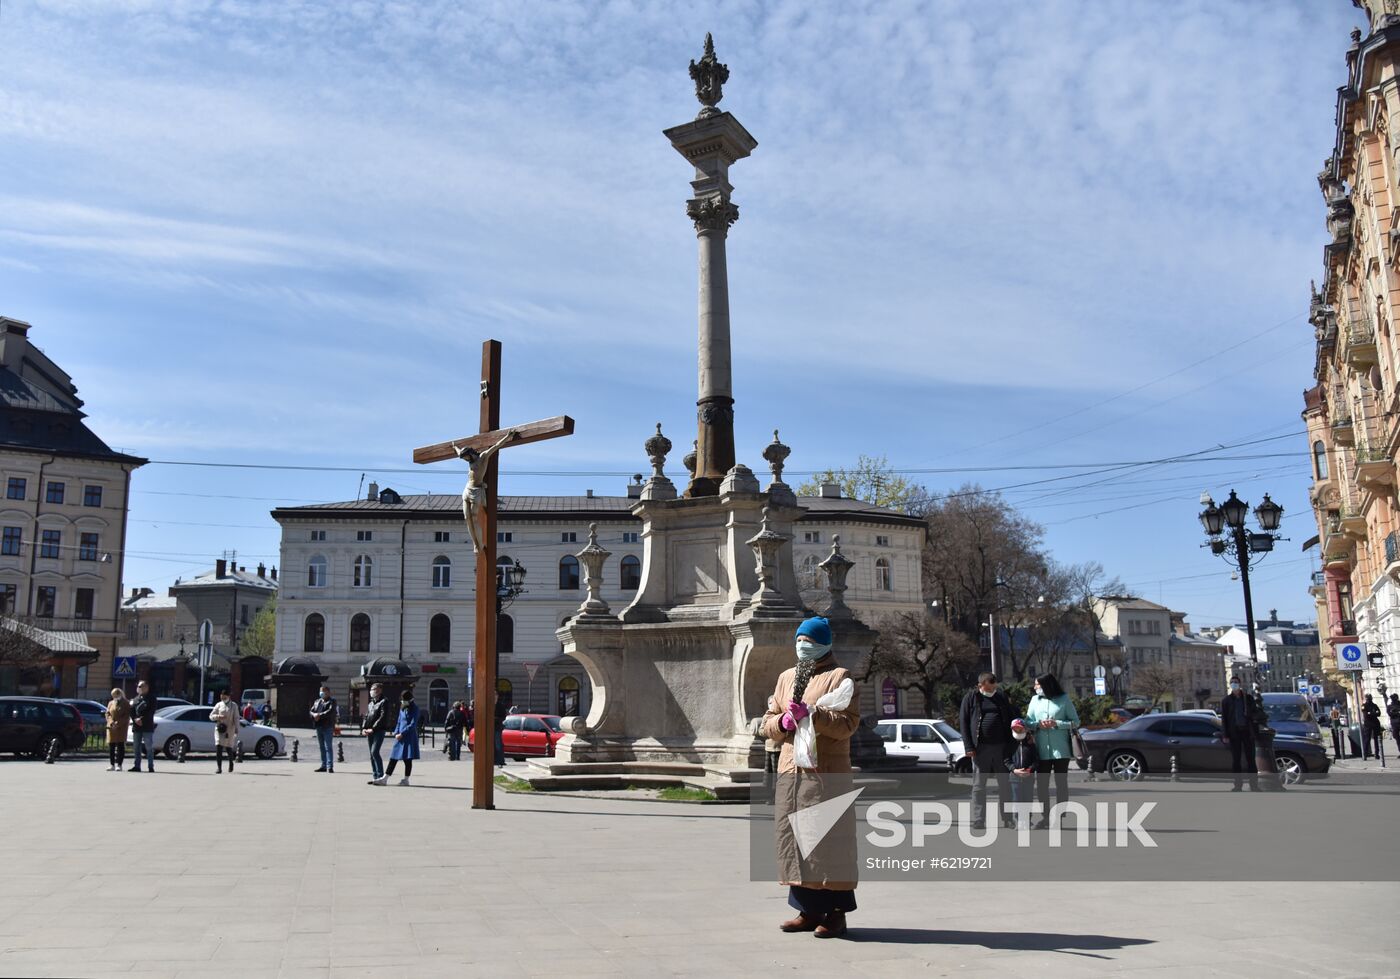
[413,339,574,810]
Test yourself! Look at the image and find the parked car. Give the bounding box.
[59,698,108,734]
[1178,708,1219,717]
[1259,693,1326,747]
[0,696,86,758]
[468,714,565,760]
[128,704,284,759]
[156,697,192,712]
[872,718,969,772]
[1081,712,1331,786]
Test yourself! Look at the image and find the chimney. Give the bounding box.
[627,474,644,500]
[239,566,246,574]
[819,482,842,499]
[367,481,379,501]
[270,566,278,582]
[167,587,176,597]
[586,489,594,499]
[1269,609,1278,625]
[0,317,32,372]
[215,558,227,579]
[130,587,139,599]
[257,562,266,578]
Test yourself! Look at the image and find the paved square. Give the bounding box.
[2,746,1396,979]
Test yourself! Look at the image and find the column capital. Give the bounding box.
[687,195,739,233]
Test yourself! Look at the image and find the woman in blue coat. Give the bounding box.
[384,690,421,786]
[1022,673,1080,829]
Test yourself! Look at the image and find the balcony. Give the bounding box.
[1333,618,1358,641]
[1345,320,1378,369]
[1333,415,1356,445]
[1354,443,1395,492]
[1388,531,1400,582]
[1339,504,1368,539]
[1323,513,1353,561]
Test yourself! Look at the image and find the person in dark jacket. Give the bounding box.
[1387,694,1400,751]
[443,700,466,761]
[1005,718,1039,829]
[1221,675,1258,790]
[128,681,157,773]
[959,672,1014,830]
[309,685,337,773]
[361,683,391,785]
[1361,694,1383,759]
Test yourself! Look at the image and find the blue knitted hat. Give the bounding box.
[795,616,832,646]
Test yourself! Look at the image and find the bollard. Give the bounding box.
[1170,753,1179,782]
[236,739,245,764]
[177,739,187,764]
[44,738,58,764]
[291,739,299,763]
[337,740,345,764]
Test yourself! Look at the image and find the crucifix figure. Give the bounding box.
[413,339,574,810]
[454,429,520,553]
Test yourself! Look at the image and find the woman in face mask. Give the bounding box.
[1022,673,1080,829]
[762,616,860,939]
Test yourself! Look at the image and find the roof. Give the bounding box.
[1099,596,1172,612]
[271,492,924,527]
[173,568,278,592]
[121,594,177,611]
[0,617,97,657]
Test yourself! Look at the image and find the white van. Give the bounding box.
[873,718,969,772]
[240,688,269,709]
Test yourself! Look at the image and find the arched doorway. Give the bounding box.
[558,675,580,717]
[428,678,449,724]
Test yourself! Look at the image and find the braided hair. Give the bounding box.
[792,657,817,704]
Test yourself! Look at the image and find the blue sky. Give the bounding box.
[0,0,1358,627]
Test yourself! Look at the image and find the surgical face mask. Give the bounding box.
[1034,685,1043,696]
[1230,682,1241,692]
[1013,728,1026,741]
[796,640,830,662]
[319,690,329,699]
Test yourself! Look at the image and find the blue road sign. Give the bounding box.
[1309,684,1325,697]
[112,656,137,679]
[1337,642,1366,671]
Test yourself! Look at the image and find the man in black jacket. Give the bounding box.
[129,681,157,773]
[310,685,337,773]
[361,683,391,785]
[959,673,1014,829]
[1221,675,1258,791]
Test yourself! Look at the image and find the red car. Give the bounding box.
[468,713,565,759]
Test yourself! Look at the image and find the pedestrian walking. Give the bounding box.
[105,688,130,772]
[384,690,421,786]
[362,683,391,785]
[310,684,337,773]
[1022,673,1080,828]
[241,702,255,723]
[210,689,240,773]
[1222,675,1259,789]
[1361,694,1383,759]
[494,692,509,767]
[1329,705,1345,761]
[763,616,860,940]
[1386,694,1400,750]
[1006,718,1038,829]
[443,700,466,761]
[129,680,157,773]
[958,672,1014,831]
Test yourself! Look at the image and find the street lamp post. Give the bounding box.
[490,559,526,765]
[1198,489,1285,780]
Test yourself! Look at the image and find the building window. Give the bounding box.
[353,555,373,588]
[876,535,890,547]
[45,481,65,505]
[357,530,373,542]
[497,532,513,544]
[620,555,642,590]
[83,485,102,507]
[434,531,451,543]
[429,613,451,654]
[5,478,24,500]
[304,613,325,653]
[240,604,249,626]
[350,613,371,652]
[79,533,99,561]
[1,527,20,556]
[559,555,580,590]
[432,555,452,589]
[561,532,577,544]
[307,555,328,588]
[156,624,164,640]
[875,557,892,592]
[1,584,17,613]
[799,554,820,591]
[142,624,149,640]
[35,586,56,618]
[622,532,639,544]
[74,588,94,621]
[803,531,821,544]
[558,675,580,716]
[39,529,60,559]
[309,530,326,542]
[1313,441,1329,480]
[497,613,514,653]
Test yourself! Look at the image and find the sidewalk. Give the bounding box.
[1,752,1397,978]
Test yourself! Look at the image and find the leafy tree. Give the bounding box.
[797,454,926,512]
[241,598,277,660]
[1072,694,1115,727]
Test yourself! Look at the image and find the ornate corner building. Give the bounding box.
[1304,1,1400,700]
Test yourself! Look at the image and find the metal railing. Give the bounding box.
[1388,531,1400,567]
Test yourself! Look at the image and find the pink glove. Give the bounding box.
[788,701,810,724]
[780,711,796,732]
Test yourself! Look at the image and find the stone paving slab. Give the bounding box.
[1,752,1395,978]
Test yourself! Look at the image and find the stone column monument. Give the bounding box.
[550,37,882,779]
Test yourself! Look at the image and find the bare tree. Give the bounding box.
[859,612,982,718]
[0,619,52,672]
[1132,663,1184,710]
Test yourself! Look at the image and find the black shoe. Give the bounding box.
[970,820,985,830]
[1230,785,1242,792]
[128,767,140,772]
[327,768,333,773]
[313,766,327,772]
[216,767,222,773]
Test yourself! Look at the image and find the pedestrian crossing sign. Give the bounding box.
[112,656,137,679]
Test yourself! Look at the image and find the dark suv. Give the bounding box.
[0,697,85,759]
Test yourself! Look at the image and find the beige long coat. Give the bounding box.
[762,655,860,891]
[210,699,241,748]
[105,699,130,744]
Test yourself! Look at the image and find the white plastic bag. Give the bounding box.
[792,677,855,769]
